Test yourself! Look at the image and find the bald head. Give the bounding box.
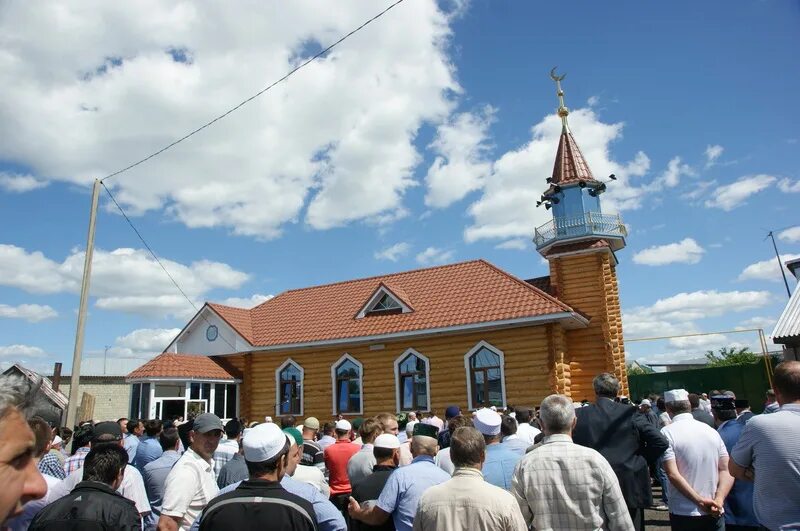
[774,361,800,404]
[410,435,438,457]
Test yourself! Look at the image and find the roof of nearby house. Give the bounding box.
[773,281,800,342]
[202,259,584,349]
[3,364,68,410]
[127,353,238,381]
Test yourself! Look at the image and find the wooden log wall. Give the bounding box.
[549,249,629,400]
[220,325,558,422]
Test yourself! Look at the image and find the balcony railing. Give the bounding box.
[534,212,627,248]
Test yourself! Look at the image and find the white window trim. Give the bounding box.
[463,340,507,411]
[393,348,431,413]
[275,358,304,417]
[356,284,413,319]
[331,353,363,416]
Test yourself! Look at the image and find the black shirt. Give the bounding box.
[301,439,324,468]
[30,481,141,531]
[199,478,318,531]
[350,465,397,531]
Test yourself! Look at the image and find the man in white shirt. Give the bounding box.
[158,413,224,531]
[660,389,733,531]
[512,407,540,446]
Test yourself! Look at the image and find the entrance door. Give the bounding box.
[158,399,186,421]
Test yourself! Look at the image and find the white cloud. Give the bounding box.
[632,238,705,266]
[0,303,58,322]
[495,239,528,251]
[624,289,773,339]
[0,172,48,193]
[0,1,460,238]
[778,226,800,243]
[704,174,776,211]
[681,180,717,201]
[464,107,651,243]
[0,244,249,317]
[668,334,728,349]
[0,344,47,358]
[778,178,800,193]
[738,253,800,282]
[219,294,273,308]
[424,105,495,208]
[107,327,181,357]
[587,95,600,107]
[653,157,694,189]
[704,144,724,167]
[738,316,776,330]
[374,242,411,262]
[415,246,454,265]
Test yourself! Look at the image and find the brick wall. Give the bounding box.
[58,378,131,422]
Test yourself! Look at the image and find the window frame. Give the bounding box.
[330,353,363,415]
[464,341,507,410]
[393,348,431,413]
[275,359,304,417]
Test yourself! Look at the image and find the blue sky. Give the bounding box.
[1,0,798,375]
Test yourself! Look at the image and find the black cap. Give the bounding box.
[710,395,735,411]
[734,399,750,409]
[91,421,123,443]
[412,422,438,439]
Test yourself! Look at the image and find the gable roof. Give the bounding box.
[127,353,239,381]
[195,259,583,350]
[2,364,68,410]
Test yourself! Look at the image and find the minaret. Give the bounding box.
[534,69,629,399]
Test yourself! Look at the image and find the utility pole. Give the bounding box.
[767,231,792,298]
[103,345,110,375]
[66,179,101,428]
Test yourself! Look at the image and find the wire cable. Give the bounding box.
[101,181,240,353]
[100,0,406,184]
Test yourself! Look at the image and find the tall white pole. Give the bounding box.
[66,179,101,428]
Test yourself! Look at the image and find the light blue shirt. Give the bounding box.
[483,442,522,490]
[376,455,450,531]
[142,450,181,521]
[123,433,140,463]
[718,421,757,526]
[199,475,346,531]
[501,435,530,457]
[134,435,163,470]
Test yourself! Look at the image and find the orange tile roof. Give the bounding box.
[203,259,578,348]
[207,303,254,343]
[549,131,600,187]
[127,353,238,380]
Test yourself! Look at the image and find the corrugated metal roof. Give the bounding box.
[3,364,68,410]
[773,282,800,341]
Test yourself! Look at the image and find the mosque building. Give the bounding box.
[127,73,629,422]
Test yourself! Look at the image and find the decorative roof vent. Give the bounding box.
[356,283,413,319]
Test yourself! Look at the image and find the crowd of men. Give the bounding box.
[1,360,799,530]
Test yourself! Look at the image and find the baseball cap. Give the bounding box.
[374,434,401,449]
[92,421,123,443]
[283,427,303,447]
[193,413,224,434]
[243,422,289,462]
[304,417,320,430]
[445,405,461,419]
[335,419,352,431]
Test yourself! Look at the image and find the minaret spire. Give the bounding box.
[550,67,569,133]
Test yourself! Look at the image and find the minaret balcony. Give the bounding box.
[534,212,627,251]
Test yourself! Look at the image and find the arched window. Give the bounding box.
[331,354,362,415]
[464,341,506,410]
[394,349,430,412]
[276,360,303,416]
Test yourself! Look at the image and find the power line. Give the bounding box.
[100,0,406,184]
[101,182,240,353]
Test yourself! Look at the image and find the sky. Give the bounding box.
[1,0,799,376]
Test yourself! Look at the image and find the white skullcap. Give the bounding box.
[489,406,497,412]
[473,408,502,436]
[405,420,418,435]
[374,434,401,449]
[640,399,652,407]
[52,435,63,446]
[664,389,689,403]
[335,419,352,431]
[243,422,288,462]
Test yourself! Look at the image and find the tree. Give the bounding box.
[705,346,759,367]
[627,362,654,376]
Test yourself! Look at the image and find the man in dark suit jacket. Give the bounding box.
[573,373,669,531]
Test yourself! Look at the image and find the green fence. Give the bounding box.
[628,361,775,414]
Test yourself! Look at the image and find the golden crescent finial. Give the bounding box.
[550,67,566,82]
